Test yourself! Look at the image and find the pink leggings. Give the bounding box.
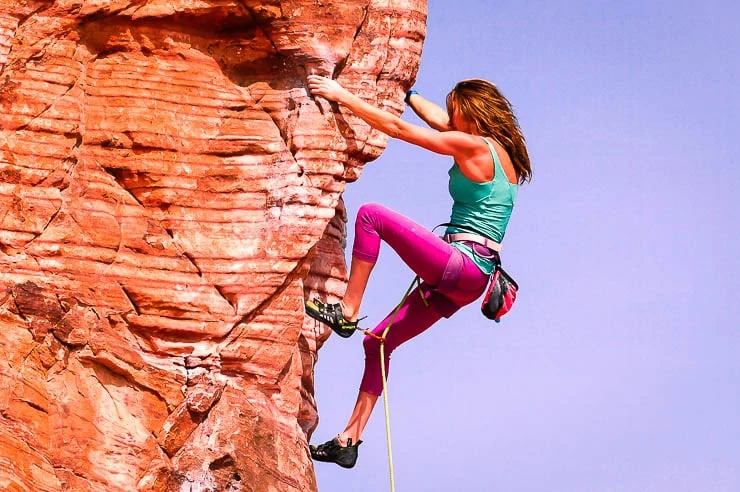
[352,203,489,395]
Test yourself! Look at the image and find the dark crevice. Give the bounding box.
[262,105,294,161]
[209,454,235,471]
[91,45,129,61]
[9,295,28,321]
[238,2,280,55]
[24,399,45,413]
[101,166,145,207]
[274,354,292,385]
[214,285,236,312]
[64,131,83,149]
[181,252,202,278]
[204,148,261,158]
[332,5,370,79]
[119,285,140,316]
[50,331,70,351]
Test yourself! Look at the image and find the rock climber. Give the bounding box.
[304,75,532,468]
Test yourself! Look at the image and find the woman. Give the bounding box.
[305,75,531,468]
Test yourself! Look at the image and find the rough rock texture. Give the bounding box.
[0,1,426,491]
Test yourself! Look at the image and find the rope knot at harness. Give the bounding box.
[357,276,425,346]
[363,329,386,343]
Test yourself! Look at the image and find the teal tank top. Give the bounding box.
[446,138,518,275]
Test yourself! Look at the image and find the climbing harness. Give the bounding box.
[436,222,502,252]
[438,223,519,323]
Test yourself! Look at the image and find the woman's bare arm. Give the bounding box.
[307,75,491,182]
[406,92,451,131]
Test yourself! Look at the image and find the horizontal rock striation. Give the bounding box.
[0,0,426,491]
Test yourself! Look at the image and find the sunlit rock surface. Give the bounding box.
[0,1,426,490]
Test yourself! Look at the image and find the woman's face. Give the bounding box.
[448,102,476,134]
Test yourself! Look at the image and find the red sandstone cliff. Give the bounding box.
[0,1,426,490]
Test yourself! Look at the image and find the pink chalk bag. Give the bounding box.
[438,223,519,323]
[481,263,518,322]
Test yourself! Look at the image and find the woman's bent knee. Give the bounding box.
[357,202,386,219]
[363,334,382,356]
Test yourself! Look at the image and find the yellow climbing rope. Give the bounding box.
[362,276,426,492]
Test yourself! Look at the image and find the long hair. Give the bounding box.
[447,79,532,184]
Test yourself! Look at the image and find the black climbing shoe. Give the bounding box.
[310,437,363,469]
[305,298,358,338]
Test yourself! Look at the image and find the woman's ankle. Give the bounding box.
[340,302,358,322]
[337,433,357,447]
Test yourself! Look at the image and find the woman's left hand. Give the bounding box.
[307,75,350,103]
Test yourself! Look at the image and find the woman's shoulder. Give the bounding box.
[484,137,518,185]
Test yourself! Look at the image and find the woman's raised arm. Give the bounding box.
[405,92,451,132]
[307,75,490,181]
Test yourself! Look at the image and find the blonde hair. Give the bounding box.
[447,79,532,184]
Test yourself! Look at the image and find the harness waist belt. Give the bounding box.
[443,232,502,252]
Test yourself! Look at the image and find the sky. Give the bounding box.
[312,1,740,491]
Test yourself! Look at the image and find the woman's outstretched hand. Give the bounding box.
[307,75,350,103]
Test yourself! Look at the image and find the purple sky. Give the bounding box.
[312,1,739,491]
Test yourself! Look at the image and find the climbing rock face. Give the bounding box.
[0,1,425,490]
